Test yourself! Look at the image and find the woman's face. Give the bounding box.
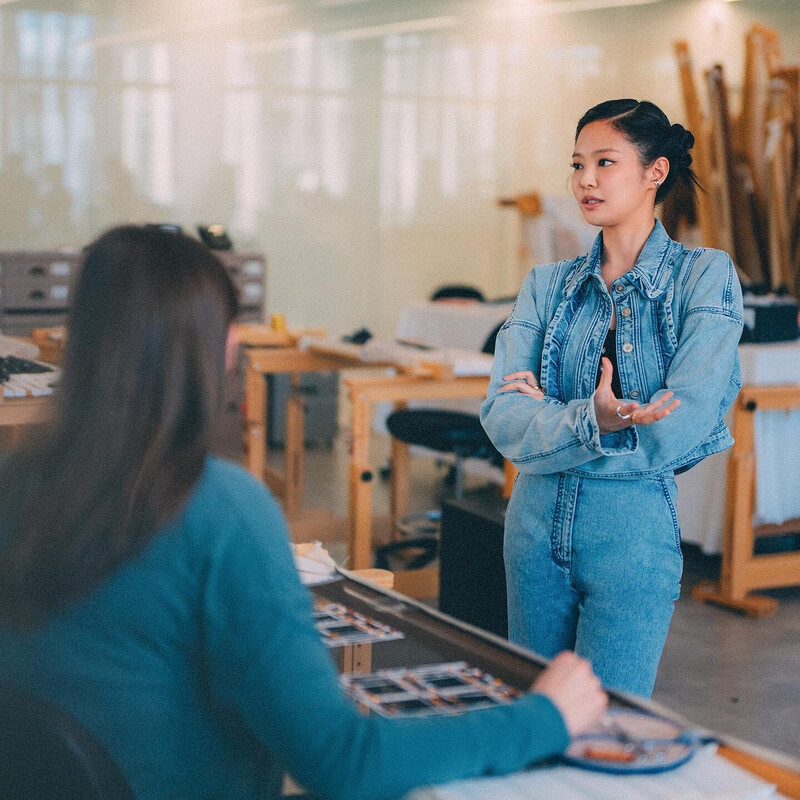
[570,120,657,229]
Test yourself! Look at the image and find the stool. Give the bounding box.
[374,408,502,571]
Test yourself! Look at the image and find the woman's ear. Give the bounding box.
[650,156,670,188]
[225,324,240,373]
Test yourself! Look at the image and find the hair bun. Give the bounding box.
[663,124,694,169]
[674,124,695,152]
[667,123,694,153]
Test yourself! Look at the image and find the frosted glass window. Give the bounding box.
[478,45,500,99]
[41,13,65,79]
[151,88,173,205]
[65,86,94,214]
[226,40,256,87]
[121,87,143,174]
[121,47,139,83]
[16,13,40,78]
[67,15,94,79]
[444,43,471,97]
[290,31,314,89]
[41,83,65,163]
[320,95,347,197]
[151,43,170,85]
[318,37,350,92]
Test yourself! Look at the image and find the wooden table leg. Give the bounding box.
[348,389,374,571]
[341,643,372,674]
[245,361,267,483]
[692,392,782,617]
[390,439,410,534]
[284,375,305,516]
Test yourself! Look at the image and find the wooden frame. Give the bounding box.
[244,345,369,516]
[345,373,491,570]
[693,384,800,616]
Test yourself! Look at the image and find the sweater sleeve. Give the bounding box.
[200,471,568,800]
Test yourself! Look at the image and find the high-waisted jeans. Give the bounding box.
[504,472,683,698]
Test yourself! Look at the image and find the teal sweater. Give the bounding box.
[0,457,568,799]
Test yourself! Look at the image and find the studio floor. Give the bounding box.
[215,416,800,759]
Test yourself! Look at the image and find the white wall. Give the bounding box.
[1,0,798,335]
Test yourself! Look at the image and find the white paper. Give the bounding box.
[405,745,779,800]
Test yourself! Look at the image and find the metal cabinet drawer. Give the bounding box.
[0,253,79,281]
[1,282,72,310]
[0,310,69,334]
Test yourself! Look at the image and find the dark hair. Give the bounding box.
[0,226,239,630]
[575,99,700,205]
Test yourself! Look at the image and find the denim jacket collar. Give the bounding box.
[563,219,681,301]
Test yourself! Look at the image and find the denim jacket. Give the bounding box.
[480,220,743,479]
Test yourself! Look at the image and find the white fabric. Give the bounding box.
[523,194,598,267]
[396,301,514,353]
[406,743,784,800]
[676,340,800,553]
[291,542,339,585]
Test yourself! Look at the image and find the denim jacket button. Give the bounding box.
[621,307,631,317]
[622,342,634,353]
[615,284,625,293]
[630,389,640,398]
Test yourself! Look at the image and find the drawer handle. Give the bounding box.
[29,290,45,300]
[30,266,46,276]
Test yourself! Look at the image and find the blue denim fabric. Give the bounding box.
[505,472,683,697]
[480,220,743,478]
[481,221,743,697]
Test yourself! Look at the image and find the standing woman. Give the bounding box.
[481,99,743,698]
[0,226,606,800]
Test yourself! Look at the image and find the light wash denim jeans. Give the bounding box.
[504,471,683,698]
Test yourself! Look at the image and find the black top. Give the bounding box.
[597,327,623,399]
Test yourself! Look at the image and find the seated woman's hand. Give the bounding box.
[498,370,545,399]
[530,651,607,738]
[594,357,680,434]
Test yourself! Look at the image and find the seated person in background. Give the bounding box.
[0,226,606,800]
[430,284,485,303]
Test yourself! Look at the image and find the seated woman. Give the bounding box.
[0,226,606,800]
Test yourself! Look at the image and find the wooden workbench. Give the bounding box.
[243,337,493,569]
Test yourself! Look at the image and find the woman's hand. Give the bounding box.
[531,651,607,738]
[498,370,545,400]
[594,357,680,433]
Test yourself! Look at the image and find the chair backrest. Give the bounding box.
[481,321,504,355]
[430,285,485,303]
[0,686,135,800]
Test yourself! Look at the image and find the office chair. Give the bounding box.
[0,686,135,800]
[375,323,504,571]
[430,285,485,302]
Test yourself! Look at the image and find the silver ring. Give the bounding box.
[616,404,631,420]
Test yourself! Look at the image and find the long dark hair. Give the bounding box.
[576,99,701,205]
[0,226,238,630]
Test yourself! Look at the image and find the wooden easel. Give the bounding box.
[693,384,800,617]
